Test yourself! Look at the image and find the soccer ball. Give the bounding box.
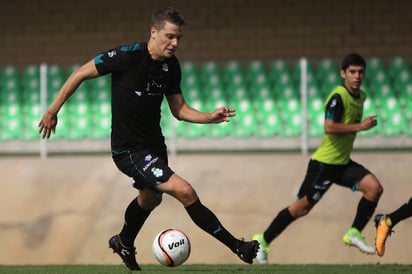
[152,228,191,267]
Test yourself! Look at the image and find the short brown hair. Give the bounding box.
[151,7,186,30]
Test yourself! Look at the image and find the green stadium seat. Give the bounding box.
[367,70,390,97]
[392,68,410,93]
[279,97,302,137]
[307,94,324,137]
[255,97,281,137]
[232,112,257,138]
[1,84,21,105]
[367,57,385,75]
[1,66,20,97]
[177,121,209,139]
[228,84,249,104]
[321,71,341,94]
[175,99,208,139]
[373,84,396,108]
[226,73,246,95]
[316,59,340,94]
[160,100,175,139]
[200,61,222,88]
[231,98,255,138]
[292,59,316,87]
[257,112,281,138]
[205,98,233,138]
[308,112,324,137]
[398,79,412,108]
[282,112,302,137]
[0,116,22,141]
[252,83,274,103]
[22,65,40,87]
[246,60,267,83]
[378,111,407,137]
[181,62,202,102]
[206,122,232,138]
[307,82,323,99]
[201,62,225,101]
[21,115,41,140]
[358,97,378,137]
[388,57,409,80]
[276,83,298,111]
[49,106,70,139]
[1,65,19,82]
[379,96,401,120]
[90,101,111,139]
[316,58,338,79]
[223,61,244,85]
[181,61,198,78]
[269,60,292,98]
[48,64,63,78]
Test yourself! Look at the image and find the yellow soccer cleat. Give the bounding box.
[374,214,394,257]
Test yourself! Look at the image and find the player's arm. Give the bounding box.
[38,59,99,139]
[166,93,235,124]
[323,94,377,134]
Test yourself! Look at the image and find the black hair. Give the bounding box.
[341,53,366,70]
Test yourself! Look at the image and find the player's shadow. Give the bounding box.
[0,210,75,248]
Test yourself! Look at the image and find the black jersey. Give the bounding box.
[94,42,182,150]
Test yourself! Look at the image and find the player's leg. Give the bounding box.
[119,189,162,247]
[155,173,258,264]
[253,159,332,264]
[109,189,161,271]
[375,197,412,256]
[386,197,412,226]
[340,161,383,254]
[109,149,170,271]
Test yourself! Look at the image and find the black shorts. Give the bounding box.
[112,147,174,192]
[297,158,371,204]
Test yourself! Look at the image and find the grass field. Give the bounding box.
[0,264,411,274]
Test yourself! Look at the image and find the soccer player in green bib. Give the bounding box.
[253,53,383,264]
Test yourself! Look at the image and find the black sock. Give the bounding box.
[389,197,412,227]
[119,197,151,247]
[352,197,377,231]
[185,199,238,253]
[263,207,295,244]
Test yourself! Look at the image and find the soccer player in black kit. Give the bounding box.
[38,7,258,271]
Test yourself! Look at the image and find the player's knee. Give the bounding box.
[289,197,313,218]
[363,177,383,201]
[374,182,383,198]
[176,184,197,205]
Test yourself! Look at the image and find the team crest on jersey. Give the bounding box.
[312,192,321,201]
[151,167,163,178]
[162,63,169,72]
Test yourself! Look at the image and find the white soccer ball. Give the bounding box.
[152,228,191,267]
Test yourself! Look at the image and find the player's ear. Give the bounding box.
[340,69,346,79]
[150,27,158,39]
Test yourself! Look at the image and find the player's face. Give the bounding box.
[340,65,365,94]
[150,21,183,60]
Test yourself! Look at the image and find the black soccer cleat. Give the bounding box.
[235,239,259,264]
[109,235,141,271]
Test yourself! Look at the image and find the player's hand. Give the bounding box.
[210,106,236,123]
[38,110,58,139]
[361,115,377,130]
